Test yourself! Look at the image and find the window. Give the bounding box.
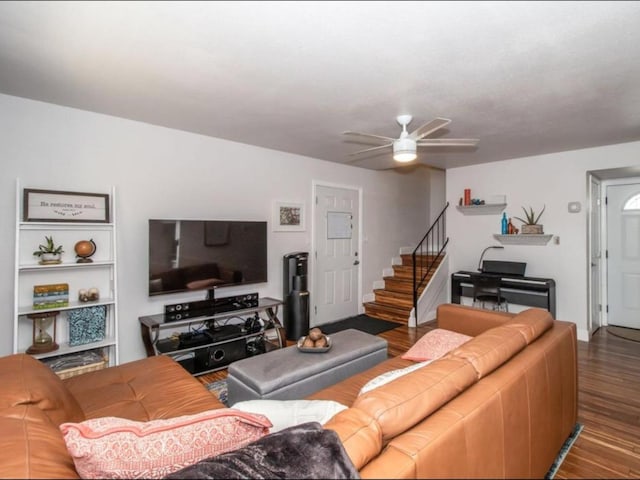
[623,194,640,211]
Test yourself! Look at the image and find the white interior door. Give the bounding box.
[607,183,640,329]
[313,184,360,326]
[589,175,602,334]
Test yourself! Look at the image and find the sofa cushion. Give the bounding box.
[354,356,478,441]
[504,308,554,343]
[436,303,514,336]
[60,409,272,479]
[63,355,224,420]
[359,360,432,395]
[231,399,348,432]
[401,328,472,362]
[0,354,84,425]
[447,308,553,380]
[0,405,79,479]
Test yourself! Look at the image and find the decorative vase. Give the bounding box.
[39,253,62,265]
[521,224,544,234]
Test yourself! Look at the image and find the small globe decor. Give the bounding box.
[74,239,96,263]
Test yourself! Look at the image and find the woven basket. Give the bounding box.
[55,358,108,379]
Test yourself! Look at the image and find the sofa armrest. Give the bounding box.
[437,304,514,337]
[0,405,79,479]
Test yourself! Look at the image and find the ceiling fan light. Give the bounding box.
[393,138,417,162]
[394,151,417,162]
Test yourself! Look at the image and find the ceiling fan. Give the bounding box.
[343,115,479,163]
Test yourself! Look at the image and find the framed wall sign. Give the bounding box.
[23,189,110,223]
[273,201,305,232]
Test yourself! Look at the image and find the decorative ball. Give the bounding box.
[308,328,323,341]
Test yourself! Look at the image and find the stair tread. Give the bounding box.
[364,301,412,314]
[400,254,442,264]
[373,291,413,308]
[393,264,440,271]
[364,302,411,324]
[381,279,426,294]
[374,289,412,298]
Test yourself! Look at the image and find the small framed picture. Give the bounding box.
[23,189,110,223]
[273,201,305,232]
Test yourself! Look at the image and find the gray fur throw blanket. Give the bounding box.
[165,422,360,479]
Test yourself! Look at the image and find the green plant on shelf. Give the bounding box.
[514,205,545,225]
[33,236,64,257]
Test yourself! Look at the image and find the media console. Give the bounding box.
[139,297,285,377]
[163,292,260,321]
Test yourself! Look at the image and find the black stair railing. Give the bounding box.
[412,202,449,323]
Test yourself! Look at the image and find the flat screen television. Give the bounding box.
[148,219,267,296]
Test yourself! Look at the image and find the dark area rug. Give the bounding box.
[545,423,584,479]
[607,325,640,342]
[320,314,402,336]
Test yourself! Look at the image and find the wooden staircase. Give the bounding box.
[364,254,442,325]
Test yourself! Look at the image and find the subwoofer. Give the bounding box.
[194,338,246,372]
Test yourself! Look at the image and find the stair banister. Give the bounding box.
[412,202,449,323]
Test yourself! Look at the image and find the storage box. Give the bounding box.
[68,305,106,346]
[55,358,108,379]
[41,349,108,379]
[488,194,507,205]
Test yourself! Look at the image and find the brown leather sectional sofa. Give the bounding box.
[0,303,576,479]
[0,354,225,478]
[312,304,578,478]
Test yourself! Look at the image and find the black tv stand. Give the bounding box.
[139,297,285,376]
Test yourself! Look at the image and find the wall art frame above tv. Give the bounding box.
[272,201,305,232]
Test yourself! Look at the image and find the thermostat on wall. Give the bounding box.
[568,201,581,213]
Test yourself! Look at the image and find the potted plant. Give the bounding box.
[514,205,546,234]
[33,236,64,264]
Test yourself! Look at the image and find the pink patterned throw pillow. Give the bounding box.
[401,328,472,362]
[60,409,272,479]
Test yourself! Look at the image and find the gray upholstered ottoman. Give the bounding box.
[226,328,388,405]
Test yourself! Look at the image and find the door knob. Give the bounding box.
[353,260,360,266]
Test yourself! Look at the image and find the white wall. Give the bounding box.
[0,94,438,362]
[446,141,640,340]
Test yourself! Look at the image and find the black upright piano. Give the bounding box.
[451,260,556,318]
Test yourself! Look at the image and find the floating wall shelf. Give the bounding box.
[493,234,553,245]
[456,204,507,215]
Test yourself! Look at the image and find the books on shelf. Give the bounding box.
[33,283,69,310]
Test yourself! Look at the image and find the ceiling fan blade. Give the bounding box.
[348,143,393,156]
[417,138,479,147]
[409,118,451,141]
[343,131,396,145]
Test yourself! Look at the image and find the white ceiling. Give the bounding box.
[1,1,639,170]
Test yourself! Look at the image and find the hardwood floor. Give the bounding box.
[199,323,640,478]
[556,327,640,479]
